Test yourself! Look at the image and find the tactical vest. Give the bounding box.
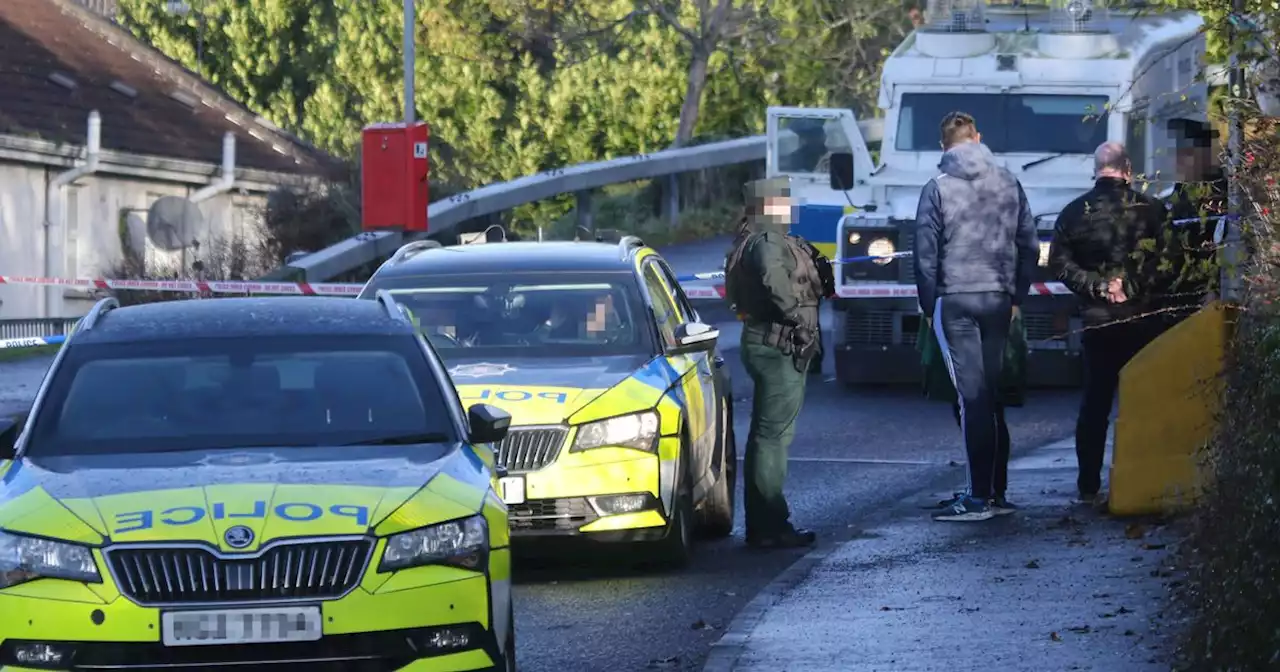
[725,231,824,332]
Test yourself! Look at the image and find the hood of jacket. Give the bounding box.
[939,142,997,181]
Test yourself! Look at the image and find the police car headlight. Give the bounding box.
[0,530,100,588]
[380,515,488,573]
[570,411,660,453]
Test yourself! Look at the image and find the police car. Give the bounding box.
[0,296,517,671]
[357,237,736,566]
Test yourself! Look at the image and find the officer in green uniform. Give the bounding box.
[724,176,825,549]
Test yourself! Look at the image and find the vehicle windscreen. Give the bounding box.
[363,271,655,359]
[895,93,1109,154]
[26,335,458,456]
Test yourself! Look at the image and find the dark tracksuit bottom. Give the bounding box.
[934,291,1012,500]
[1075,318,1163,496]
[951,402,1010,497]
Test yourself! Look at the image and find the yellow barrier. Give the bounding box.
[1110,301,1235,516]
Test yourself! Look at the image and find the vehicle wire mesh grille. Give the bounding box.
[495,427,566,472]
[844,310,896,345]
[107,539,372,605]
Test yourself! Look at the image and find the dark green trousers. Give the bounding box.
[740,336,807,538]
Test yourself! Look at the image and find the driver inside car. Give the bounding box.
[533,292,625,343]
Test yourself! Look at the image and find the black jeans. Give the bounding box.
[934,292,1013,500]
[1076,318,1163,495]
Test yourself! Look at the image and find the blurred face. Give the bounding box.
[585,295,614,334]
[1176,146,1211,181]
[763,195,792,219]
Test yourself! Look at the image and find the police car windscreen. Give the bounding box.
[895,93,1108,154]
[24,335,459,457]
[371,272,653,358]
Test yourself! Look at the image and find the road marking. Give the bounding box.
[736,456,945,466]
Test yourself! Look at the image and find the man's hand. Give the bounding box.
[1011,305,1022,322]
[1106,277,1128,304]
[925,316,933,330]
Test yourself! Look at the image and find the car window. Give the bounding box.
[363,271,655,359]
[653,259,699,324]
[641,263,680,348]
[27,335,457,456]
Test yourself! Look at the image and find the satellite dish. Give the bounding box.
[146,196,203,251]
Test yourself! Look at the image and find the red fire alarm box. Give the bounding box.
[361,122,429,232]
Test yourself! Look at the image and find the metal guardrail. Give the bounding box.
[425,135,766,233]
[263,135,769,283]
[0,318,80,340]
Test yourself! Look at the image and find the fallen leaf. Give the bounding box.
[1117,606,1133,615]
[1068,625,1092,634]
[648,656,680,669]
[1124,630,1137,636]
[1050,632,1063,642]
[1125,524,1146,539]
[880,606,897,611]
[1026,559,1041,569]
[691,619,717,631]
[1141,543,1167,550]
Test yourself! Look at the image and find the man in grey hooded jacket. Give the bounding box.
[914,111,1039,522]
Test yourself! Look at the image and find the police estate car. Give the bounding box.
[0,296,516,671]
[357,237,736,566]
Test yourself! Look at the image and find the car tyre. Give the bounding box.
[501,601,517,672]
[654,440,694,569]
[696,396,736,538]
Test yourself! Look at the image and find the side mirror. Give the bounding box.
[467,404,511,445]
[0,416,20,460]
[829,152,855,191]
[672,322,720,353]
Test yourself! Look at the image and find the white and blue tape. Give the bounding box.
[0,334,66,351]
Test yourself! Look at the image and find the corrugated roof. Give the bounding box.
[0,0,345,178]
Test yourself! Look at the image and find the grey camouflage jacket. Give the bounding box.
[912,142,1040,318]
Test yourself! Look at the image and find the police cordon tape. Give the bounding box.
[0,274,363,296]
[0,334,65,350]
[0,270,1071,308]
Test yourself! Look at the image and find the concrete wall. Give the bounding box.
[0,160,269,319]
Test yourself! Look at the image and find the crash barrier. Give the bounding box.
[1109,301,1234,516]
[0,334,66,350]
[0,317,80,340]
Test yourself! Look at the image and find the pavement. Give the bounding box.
[702,437,1182,672]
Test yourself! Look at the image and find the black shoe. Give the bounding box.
[746,528,817,549]
[990,494,1019,516]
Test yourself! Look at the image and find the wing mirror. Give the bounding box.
[672,321,720,353]
[467,404,511,445]
[0,416,21,460]
[829,152,855,191]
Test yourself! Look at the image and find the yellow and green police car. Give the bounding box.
[358,236,736,566]
[0,295,517,671]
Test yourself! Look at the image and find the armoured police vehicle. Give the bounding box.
[766,0,1208,386]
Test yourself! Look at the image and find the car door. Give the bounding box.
[647,258,719,486]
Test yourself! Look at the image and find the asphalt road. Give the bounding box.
[0,239,1080,672]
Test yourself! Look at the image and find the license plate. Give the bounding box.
[498,476,526,505]
[162,607,322,647]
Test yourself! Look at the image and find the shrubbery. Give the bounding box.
[1177,101,1280,670]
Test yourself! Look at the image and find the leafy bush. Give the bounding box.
[1177,111,1280,669]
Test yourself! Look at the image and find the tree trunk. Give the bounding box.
[667,47,712,225]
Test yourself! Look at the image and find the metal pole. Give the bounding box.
[403,0,415,125]
[1221,0,1246,302]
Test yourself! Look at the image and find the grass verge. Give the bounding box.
[0,344,60,363]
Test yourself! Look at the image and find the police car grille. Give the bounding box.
[106,539,372,605]
[495,427,566,471]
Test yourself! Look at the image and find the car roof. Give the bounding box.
[371,241,646,279]
[69,296,416,345]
